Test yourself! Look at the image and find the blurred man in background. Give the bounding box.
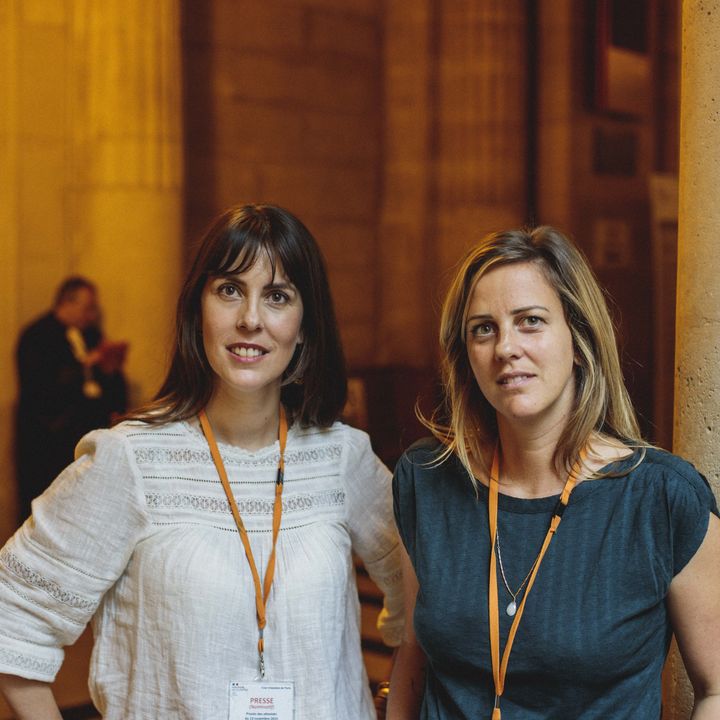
[15,276,128,523]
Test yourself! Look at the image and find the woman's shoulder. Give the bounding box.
[636,446,712,487]
[639,445,702,474]
[591,436,703,484]
[76,418,194,460]
[615,444,699,481]
[109,417,190,441]
[393,439,472,529]
[293,420,373,451]
[401,436,447,464]
[395,437,460,489]
[616,446,717,512]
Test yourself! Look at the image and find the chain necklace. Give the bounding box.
[494,527,540,617]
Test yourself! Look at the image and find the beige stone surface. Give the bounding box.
[670,1,720,718]
[0,1,20,543]
[0,0,183,538]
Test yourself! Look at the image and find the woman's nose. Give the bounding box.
[236,299,263,330]
[495,329,521,360]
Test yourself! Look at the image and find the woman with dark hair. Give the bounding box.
[388,227,720,719]
[0,204,403,719]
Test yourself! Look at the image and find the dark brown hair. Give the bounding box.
[130,204,347,427]
[54,276,96,307]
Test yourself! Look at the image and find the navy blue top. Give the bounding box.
[393,440,719,719]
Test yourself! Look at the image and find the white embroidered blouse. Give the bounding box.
[0,418,403,719]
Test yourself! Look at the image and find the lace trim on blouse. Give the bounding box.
[0,646,59,676]
[134,444,343,468]
[145,488,346,515]
[0,549,98,613]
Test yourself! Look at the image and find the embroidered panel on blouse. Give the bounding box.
[123,421,349,532]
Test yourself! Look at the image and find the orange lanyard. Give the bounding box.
[488,445,586,719]
[199,407,288,679]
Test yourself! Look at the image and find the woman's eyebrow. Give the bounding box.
[510,304,549,315]
[466,313,493,324]
[265,281,297,291]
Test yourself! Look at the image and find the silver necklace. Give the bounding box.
[494,527,540,617]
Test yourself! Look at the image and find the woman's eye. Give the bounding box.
[218,283,239,297]
[471,322,494,338]
[521,315,543,328]
[268,290,289,305]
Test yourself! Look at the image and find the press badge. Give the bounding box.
[229,681,294,719]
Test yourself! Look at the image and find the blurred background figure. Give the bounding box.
[14,276,128,523]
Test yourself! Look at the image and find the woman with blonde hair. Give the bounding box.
[388,226,720,719]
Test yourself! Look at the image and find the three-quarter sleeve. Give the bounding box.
[0,428,151,681]
[343,428,404,647]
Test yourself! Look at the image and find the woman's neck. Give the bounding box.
[493,417,568,498]
[203,391,281,451]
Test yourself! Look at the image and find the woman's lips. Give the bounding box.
[227,343,268,360]
[496,372,535,387]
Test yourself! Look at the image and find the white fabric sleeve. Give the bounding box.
[0,428,151,681]
[342,428,404,647]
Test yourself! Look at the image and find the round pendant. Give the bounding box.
[506,600,517,617]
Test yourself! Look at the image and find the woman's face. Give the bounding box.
[465,261,576,433]
[200,252,304,406]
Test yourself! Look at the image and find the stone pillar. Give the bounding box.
[68,0,183,404]
[668,1,720,718]
[0,0,21,541]
[0,0,182,542]
[377,0,528,366]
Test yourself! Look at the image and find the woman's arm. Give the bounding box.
[344,435,405,646]
[386,545,426,720]
[0,674,62,720]
[667,513,720,718]
[0,429,151,696]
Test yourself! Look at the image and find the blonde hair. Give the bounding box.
[425,226,643,480]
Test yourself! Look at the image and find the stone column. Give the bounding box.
[668,1,720,718]
[68,0,183,404]
[0,0,183,541]
[0,0,21,540]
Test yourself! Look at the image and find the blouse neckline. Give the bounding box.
[180,415,289,458]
